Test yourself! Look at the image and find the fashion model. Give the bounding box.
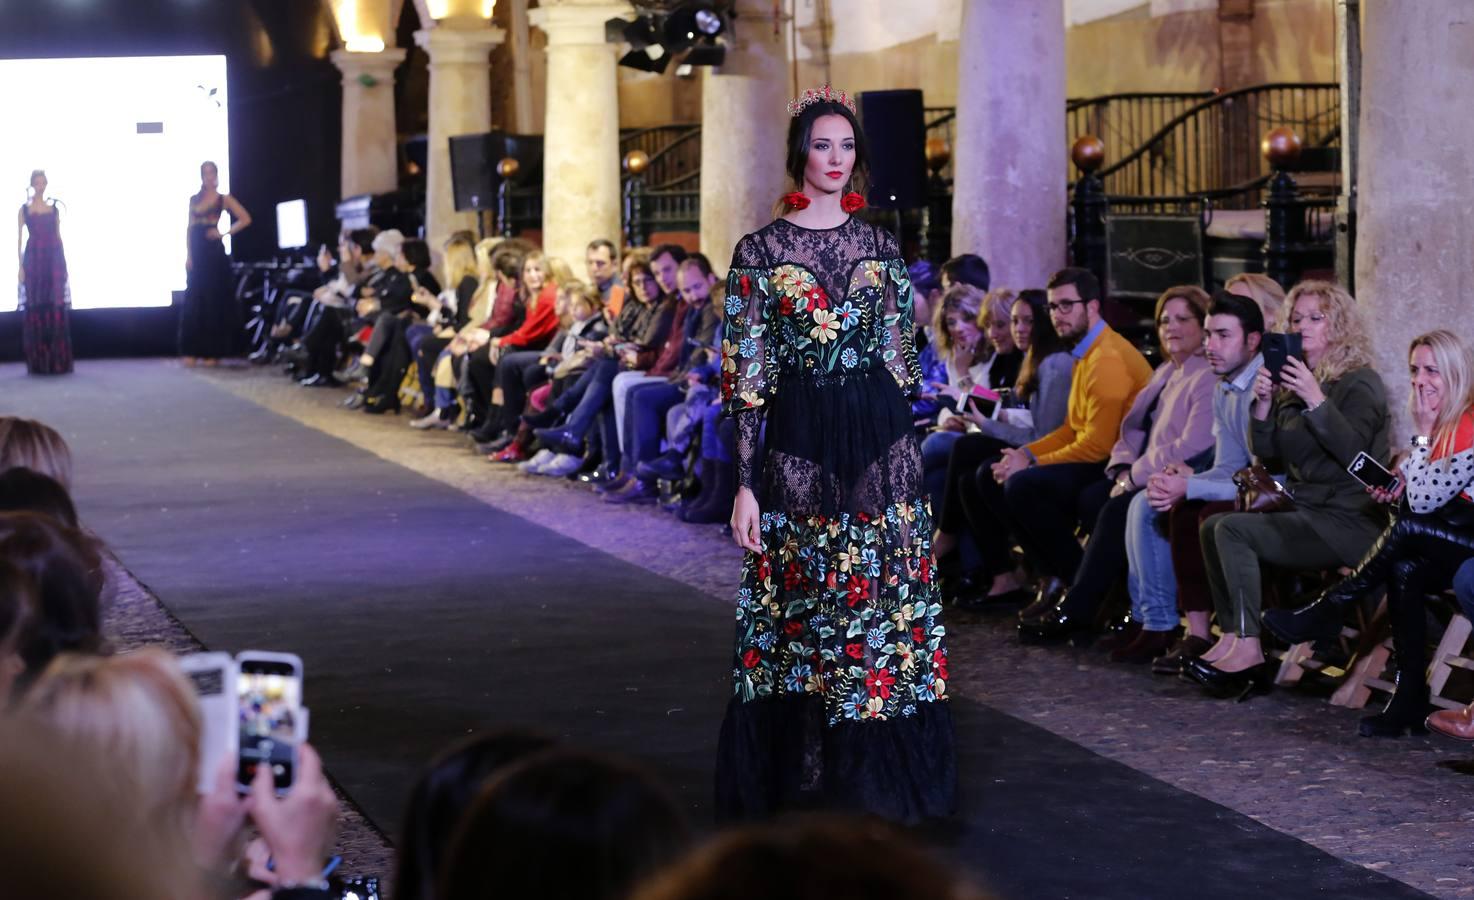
[715,85,957,823]
[16,169,72,374]
[181,160,251,365]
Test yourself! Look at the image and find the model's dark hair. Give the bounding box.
[393,730,557,900]
[941,254,990,292]
[1014,289,1066,403]
[778,101,870,208]
[1208,288,1266,337]
[400,238,432,271]
[1046,267,1102,304]
[0,469,78,528]
[440,749,689,900]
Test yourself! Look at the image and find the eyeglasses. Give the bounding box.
[1289,313,1327,325]
[1046,299,1086,314]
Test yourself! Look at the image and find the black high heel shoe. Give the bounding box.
[1262,591,1348,644]
[1182,658,1275,701]
[1358,676,1430,737]
[1017,597,1094,645]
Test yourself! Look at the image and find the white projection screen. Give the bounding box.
[1,55,230,311]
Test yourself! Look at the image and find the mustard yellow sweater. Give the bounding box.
[1025,325,1153,466]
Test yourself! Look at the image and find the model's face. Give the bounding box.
[201,164,218,190]
[1158,297,1204,361]
[1409,344,1446,418]
[1289,294,1330,365]
[1009,300,1035,352]
[677,266,713,306]
[1204,313,1256,377]
[1047,284,1091,342]
[523,259,546,293]
[631,270,658,303]
[30,174,46,195]
[803,114,856,196]
[586,246,615,284]
[985,314,1014,355]
[650,252,680,294]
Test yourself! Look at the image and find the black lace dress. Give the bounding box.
[180,193,240,358]
[714,216,957,823]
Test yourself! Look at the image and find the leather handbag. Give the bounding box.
[1233,464,1296,513]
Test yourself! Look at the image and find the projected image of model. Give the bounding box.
[2,55,231,312]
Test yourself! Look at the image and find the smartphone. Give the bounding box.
[235,651,305,794]
[180,652,238,794]
[965,384,1003,420]
[1347,451,1402,493]
[1261,332,1304,381]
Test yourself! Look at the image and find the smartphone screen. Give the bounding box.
[1347,451,1400,492]
[236,659,302,792]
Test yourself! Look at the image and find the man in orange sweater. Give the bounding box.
[984,268,1152,627]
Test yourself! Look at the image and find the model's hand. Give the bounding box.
[206,227,222,241]
[185,258,193,272]
[730,486,762,553]
[1251,366,1274,420]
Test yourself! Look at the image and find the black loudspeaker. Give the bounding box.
[448,132,545,211]
[449,133,498,211]
[857,89,927,210]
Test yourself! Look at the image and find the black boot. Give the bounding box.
[681,459,735,524]
[1264,518,1414,644]
[1359,556,1432,737]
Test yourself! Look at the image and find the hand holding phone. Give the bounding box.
[236,652,306,795]
[1261,332,1303,383]
[1347,451,1403,496]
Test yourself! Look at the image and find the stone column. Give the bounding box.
[700,1,789,267]
[951,0,1066,288]
[529,1,629,266]
[1354,0,1474,437]
[414,21,504,247]
[331,48,407,199]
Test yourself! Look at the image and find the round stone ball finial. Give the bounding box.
[496,157,519,179]
[1261,127,1302,169]
[624,150,650,176]
[1071,135,1105,173]
[924,137,951,172]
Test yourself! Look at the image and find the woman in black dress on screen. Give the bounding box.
[16,170,72,375]
[715,86,956,824]
[181,161,251,366]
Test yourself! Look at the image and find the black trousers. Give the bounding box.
[365,314,412,401]
[465,344,498,423]
[987,461,1109,582]
[494,350,549,432]
[938,433,1013,577]
[302,305,345,379]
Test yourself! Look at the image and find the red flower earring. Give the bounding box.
[841,192,866,213]
[781,191,811,210]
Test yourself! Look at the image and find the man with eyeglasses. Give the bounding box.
[984,267,1153,621]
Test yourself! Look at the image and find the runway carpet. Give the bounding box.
[4,360,1431,899]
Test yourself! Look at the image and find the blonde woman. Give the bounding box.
[1223,272,1286,326]
[409,237,482,416]
[0,416,72,489]
[1266,329,1474,736]
[1186,280,1391,698]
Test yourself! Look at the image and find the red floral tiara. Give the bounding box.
[787,84,856,118]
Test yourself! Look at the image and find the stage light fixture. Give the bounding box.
[680,42,726,68]
[619,46,671,74]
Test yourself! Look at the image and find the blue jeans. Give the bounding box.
[1124,490,1179,631]
[1456,558,1474,620]
[920,430,982,573]
[565,358,620,439]
[623,381,684,473]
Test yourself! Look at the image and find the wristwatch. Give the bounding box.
[1412,435,1431,448]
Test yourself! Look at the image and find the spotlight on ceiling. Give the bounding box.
[619,45,671,74]
[611,4,728,74]
[662,2,726,51]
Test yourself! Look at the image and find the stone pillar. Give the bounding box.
[951,0,1066,289]
[529,1,629,266]
[414,22,504,247]
[700,1,789,267]
[507,0,537,133]
[1354,0,1474,438]
[331,48,407,199]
